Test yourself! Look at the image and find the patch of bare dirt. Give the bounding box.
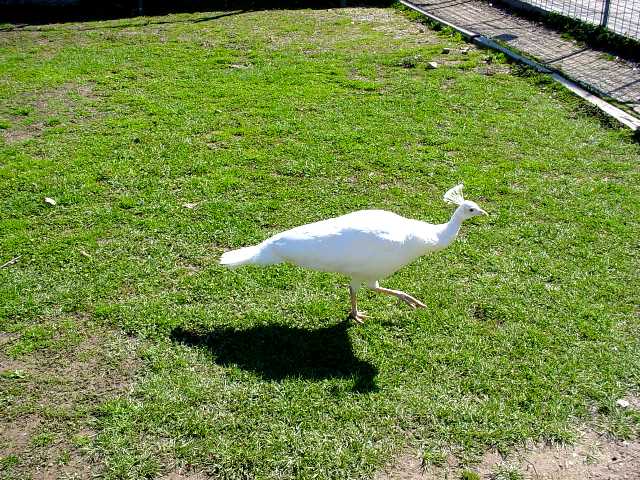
[375,454,426,480]
[475,63,512,76]
[0,415,41,452]
[0,30,61,61]
[177,261,201,275]
[376,421,640,479]
[0,319,141,478]
[507,430,640,480]
[259,8,440,53]
[2,121,45,144]
[158,469,211,480]
[622,396,640,410]
[0,332,19,347]
[1,82,100,144]
[349,8,436,43]
[0,414,94,479]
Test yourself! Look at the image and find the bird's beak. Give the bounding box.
[479,209,488,216]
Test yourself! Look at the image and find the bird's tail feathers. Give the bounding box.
[219,245,261,268]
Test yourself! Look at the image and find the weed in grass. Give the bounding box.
[10,106,32,116]
[57,449,71,465]
[398,55,420,68]
[421,445,447,466]
[31,432,55,447]
[492,465,524,480]
[461,470,481,480]
[0,454,20,478]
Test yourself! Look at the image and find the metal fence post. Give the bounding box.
[601,0,611,27]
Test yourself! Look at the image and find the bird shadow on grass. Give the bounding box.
[170,320,378,393]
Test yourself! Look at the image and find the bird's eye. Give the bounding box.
[469,208,475,212]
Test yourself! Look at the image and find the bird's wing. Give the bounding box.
[264,210,420,278]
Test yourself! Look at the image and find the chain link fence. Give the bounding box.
[511,0,640,40]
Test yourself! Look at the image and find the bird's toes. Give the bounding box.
[404,296,426,309]
[399,296,416,307]
[395,294,427,310]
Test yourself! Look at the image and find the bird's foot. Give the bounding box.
[349,310,368,324]
[397,293,427,309]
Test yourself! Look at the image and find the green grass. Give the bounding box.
[461,471,481,480]
[1,6,639,480]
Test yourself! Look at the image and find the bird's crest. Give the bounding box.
[443,184,465,206]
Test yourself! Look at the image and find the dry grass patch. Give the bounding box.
[0,319,141,479]
[1,82,99,144]
[377,420,640,479]
[158,469,211,480]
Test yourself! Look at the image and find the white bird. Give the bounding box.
[220,184,487,323]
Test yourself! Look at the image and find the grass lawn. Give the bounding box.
[1,5,640,479]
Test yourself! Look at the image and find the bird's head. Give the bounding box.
[443,184,487,220]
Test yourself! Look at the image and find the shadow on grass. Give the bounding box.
[1,0,392,28]
[170,320,378,393]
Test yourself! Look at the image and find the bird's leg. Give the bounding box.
[373,286,427,309]
[348,286,367,323]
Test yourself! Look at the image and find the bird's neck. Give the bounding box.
[436,206,465,248]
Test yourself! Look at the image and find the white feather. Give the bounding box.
[219,246,261,268]
[443,183,465,206]
[219,185,485,291]
[260,210,443,285]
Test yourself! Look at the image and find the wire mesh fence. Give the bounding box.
[515,0,640,40]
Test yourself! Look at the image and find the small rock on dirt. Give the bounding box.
[616,399,630,408]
